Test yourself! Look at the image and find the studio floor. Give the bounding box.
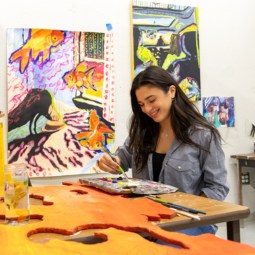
[217,221,255,247]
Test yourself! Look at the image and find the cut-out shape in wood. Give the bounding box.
[0,182,254,254]
[49,228,255,254]
[29,193,54,205]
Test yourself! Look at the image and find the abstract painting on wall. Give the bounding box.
[203,97,235,128]
[131,1,200,101]
[7,28,115,177]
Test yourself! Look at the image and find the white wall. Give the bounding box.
[0,0,255,218]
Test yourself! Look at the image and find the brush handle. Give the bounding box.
[170,208,200,220]
[100,140,129,181]
[112,158,123,173]
[151,197,206,215]
[162,203,198,214]
[110,154,129,181]
[110,156,125,174]
[170,203,206,215]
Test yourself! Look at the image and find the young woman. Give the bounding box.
[99,66,229,242]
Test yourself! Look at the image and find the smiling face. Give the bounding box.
[135,84,176,125]
[208,105,214,113]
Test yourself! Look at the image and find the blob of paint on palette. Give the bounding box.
[79,178,178,195]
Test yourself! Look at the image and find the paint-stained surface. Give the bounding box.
[0,122,4,187]
[80,177,178,194]
[131,1,201,101]
[7,29,115,177]
[0,183,254,254]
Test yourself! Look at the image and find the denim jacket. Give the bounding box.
[115,127,229,201]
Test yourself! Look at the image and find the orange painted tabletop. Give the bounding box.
[0,182,254,254]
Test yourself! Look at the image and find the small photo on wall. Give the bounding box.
[202,97,235,128]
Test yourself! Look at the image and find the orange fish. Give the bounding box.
[63,61,97,95]
[75,110,114,150]
[10,29,65,73]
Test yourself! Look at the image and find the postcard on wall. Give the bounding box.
[202,97,235,128]
[7,28,115,177]
[131,1,200,101]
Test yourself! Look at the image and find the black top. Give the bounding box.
[153,152,166,182]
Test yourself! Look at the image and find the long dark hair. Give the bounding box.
[129,66,222,173]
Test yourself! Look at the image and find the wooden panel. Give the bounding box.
[231,153,255,160]
[227,220,240,242]
[0,122,4,187]
[0,182,253,254]
[239,159,255,167]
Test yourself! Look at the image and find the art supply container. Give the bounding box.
[4,163,30,226]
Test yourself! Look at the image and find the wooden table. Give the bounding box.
[231,153,255,206]
[231,153,255,227]
[25,191,250,244]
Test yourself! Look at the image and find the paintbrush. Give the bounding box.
[146,196,200,220]
[146,196,206,214]
[100,140,129,182]
[170,208,200,220]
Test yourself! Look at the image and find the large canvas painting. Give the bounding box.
[203,97,235,128]
[7,28,115,177]
[131,1,200,101]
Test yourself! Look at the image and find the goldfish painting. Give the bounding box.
[7,29,115,177]
[63,61,97,95]
[75,110,114,150]
[9,29,65,73]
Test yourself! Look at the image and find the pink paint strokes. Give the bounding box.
[7,29,115,177]
[7,73,27,113]
[38,136,47,146]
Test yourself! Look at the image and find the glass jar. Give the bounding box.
[4,163,30,226]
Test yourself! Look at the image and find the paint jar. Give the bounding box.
[4,163,30,226]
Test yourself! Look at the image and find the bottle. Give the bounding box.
[4,163,30,225]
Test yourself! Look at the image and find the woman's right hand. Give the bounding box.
[99,154,121,174]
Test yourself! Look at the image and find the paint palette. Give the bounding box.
[79,178,178,195]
